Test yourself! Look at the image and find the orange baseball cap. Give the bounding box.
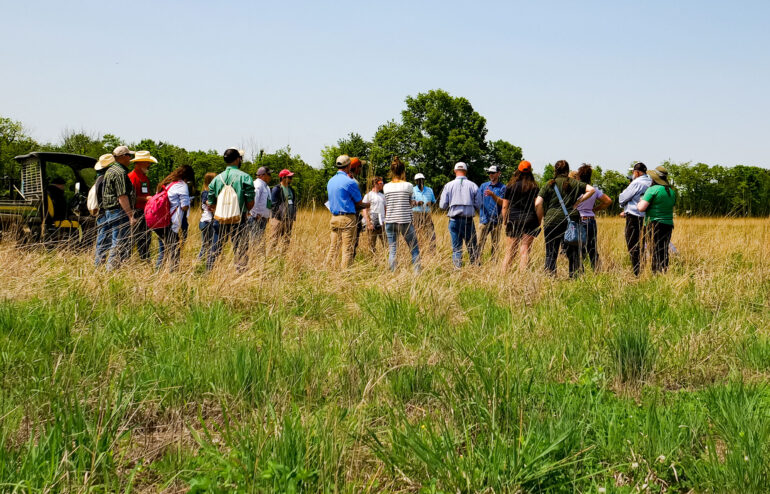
[518,160,532,173]
[350,157,361,168]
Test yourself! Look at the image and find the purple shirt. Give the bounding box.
[576,186,604,218]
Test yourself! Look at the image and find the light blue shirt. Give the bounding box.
[439,177,481,218]
[327,171,362,215]
[412,185,436,213]
[619,174,652,217]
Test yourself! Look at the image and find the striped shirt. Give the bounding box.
[383,181,414,224]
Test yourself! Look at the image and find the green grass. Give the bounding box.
[1,217,770,491]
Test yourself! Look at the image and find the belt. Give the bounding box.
[581,216,594,221]
[450,215,474,219]
[332,212,356,216]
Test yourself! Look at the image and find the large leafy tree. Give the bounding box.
[399,89,489,185]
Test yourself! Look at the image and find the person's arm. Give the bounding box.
[484,189,504,206]
[535,196,544,223]
[362,195,373,229]
[574,184,595,206]
[118,195,136,226]
[637,199,649,212]
[594,193,612,212]
[439,185,450,210]
[618,180,639,206]
[243,177,255,212]
[501,199,510,225]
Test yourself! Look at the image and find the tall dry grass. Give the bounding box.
[1,211,770,491]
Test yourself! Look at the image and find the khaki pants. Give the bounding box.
[268,218,293,252]
[326,214,357,268]
[368,226,386,254]
[478,221,502,257]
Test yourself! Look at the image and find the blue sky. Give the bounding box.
[1,0,768,173]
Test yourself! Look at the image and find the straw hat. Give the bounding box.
[130,150,158,164]
[648,166,670,187]
[94,154,115,171]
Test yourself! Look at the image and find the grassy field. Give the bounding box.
[1,212,769,492]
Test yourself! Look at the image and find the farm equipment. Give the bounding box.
[0,152,96,247]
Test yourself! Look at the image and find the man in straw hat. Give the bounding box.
[325,154,369,268]
[638,166,677,273]
[102,145,137,270]
[92,153,114,266]
[128,150,157,261]
[619,162,652,276]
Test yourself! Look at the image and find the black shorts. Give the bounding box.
[506,218,541,239]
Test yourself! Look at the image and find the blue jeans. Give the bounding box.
[93,214,111,266]
[385,222,421,272]
[207,221,248,271]
[198,220,219,260]
[105,209,130,270]
[448,217,479,268]
[154,227,180,271]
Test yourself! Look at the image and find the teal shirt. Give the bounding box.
[207,166,255,212]
[642,185,676,226]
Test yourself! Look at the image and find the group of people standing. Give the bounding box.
[89,144,677,276]
[326,156,677,277]
[90,146,297,272]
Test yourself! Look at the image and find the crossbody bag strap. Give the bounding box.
[553,181,570,218]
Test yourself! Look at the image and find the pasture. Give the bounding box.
[1,213,769,492]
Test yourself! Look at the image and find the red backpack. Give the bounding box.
[144,182,177,230]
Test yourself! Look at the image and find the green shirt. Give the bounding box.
[102,163,136,210]
[537,177,587,228]
[207,166,256,212]
[642,185,676,226]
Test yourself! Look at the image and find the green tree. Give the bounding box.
[487,139,523,183]
[400,89,489,185]
[0,116,38,189]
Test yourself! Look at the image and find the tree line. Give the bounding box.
[2,88,768,216]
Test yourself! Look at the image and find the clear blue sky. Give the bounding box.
[2,0,768,173]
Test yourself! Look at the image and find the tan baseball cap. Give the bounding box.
[112,145,134,157]
[335,154,351,168]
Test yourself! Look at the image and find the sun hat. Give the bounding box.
[130,150,158,164]
[485,165,499,173]
[518,160,532,173]
[414,173,426,180]
[94,154,115,171]
[454,162,467,171]
[256,166,272,176]
[335,155,351,168]
[112,145,134,157]
[648,166,670,187]
[278,169,295,178]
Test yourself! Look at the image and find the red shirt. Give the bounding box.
[128,168,152,210]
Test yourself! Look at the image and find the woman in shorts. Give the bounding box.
[497,161,541,273]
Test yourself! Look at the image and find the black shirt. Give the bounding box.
[504,181,539,224]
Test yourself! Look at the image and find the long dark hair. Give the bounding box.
[157,165,195,192]
[507,169,537,193]
[547,160,570,192]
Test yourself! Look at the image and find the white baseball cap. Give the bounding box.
[485,165,499,173]
[414,173,425,180]
[112,145,134,157]
[454,162,467,171]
